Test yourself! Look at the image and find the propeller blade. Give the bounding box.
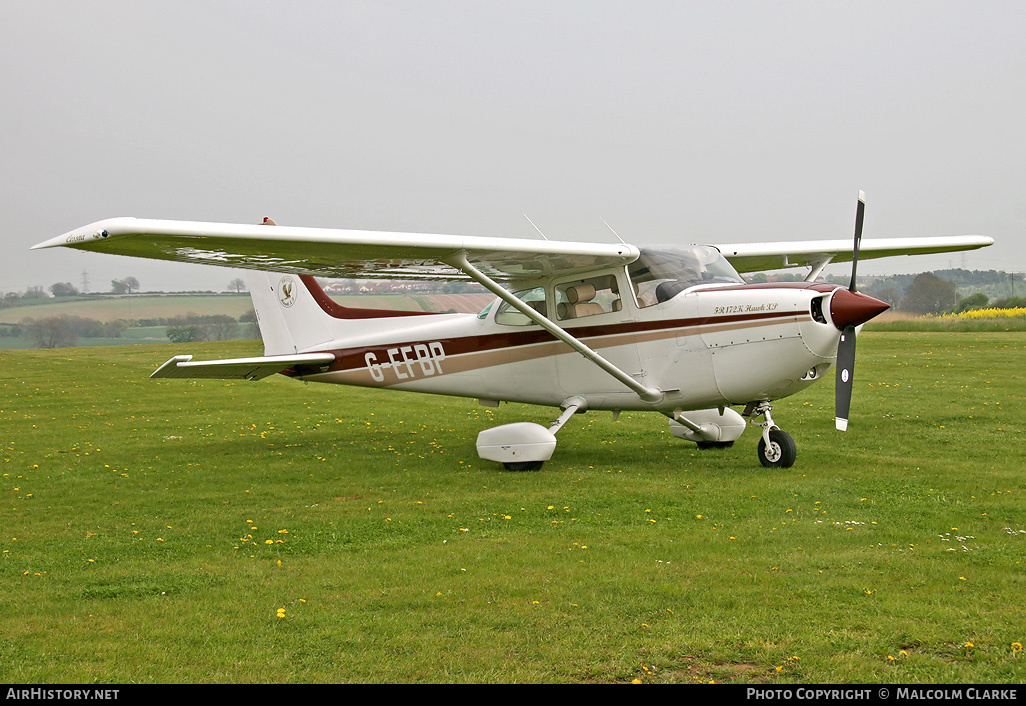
[848,191,866,292]
[835,192,877,431]
[835,324,857,431]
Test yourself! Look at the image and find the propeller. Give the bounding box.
[833,191,888,432]
[848,191,865,292]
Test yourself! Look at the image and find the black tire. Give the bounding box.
[757,429,796,468]
[697,441,734,450]
[503,461,544,472]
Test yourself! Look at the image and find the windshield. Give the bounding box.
[628,246,744,307]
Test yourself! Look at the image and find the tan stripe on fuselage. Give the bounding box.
[298,311,805,388]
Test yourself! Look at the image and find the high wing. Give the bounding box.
[33,217,993,280]
[32,217,638,282]
[718,236,994,274]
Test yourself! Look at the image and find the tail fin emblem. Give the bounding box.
[278,276,296,308]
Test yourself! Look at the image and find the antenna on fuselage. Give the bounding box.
[600,217,627,245]
[523,214,549,241]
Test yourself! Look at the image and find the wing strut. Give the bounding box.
[804,255,834,282]
[445,251,664,404]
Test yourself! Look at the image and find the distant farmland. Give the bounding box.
[0,292,494,325]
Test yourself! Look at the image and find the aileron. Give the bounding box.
[720,235,994,274]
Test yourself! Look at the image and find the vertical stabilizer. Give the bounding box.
[245,270,445,357]
[246,271,330,355]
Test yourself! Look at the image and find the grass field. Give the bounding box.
[2,332,1025,683]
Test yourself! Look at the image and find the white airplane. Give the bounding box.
[34,195,992,470]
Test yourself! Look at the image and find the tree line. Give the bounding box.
[164,312,256,343]
[752,269,1022,316]
[859,270,1024,315]
[6,316,129,349]
[5,311,257,349]
[2,277,250,310]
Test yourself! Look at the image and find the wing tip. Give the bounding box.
[151,355,194,378]
[33,217,138,250]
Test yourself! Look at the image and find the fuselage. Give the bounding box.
[283,266,870,415]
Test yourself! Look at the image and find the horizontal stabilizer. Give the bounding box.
[151,353,335,380]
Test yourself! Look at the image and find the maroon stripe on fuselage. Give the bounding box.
[300,275,444,319]
[708,282,839,293]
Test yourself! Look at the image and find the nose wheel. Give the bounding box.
[746,402,797,468]
[757,428,797,468]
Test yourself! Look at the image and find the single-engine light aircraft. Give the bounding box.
[34,195,992,470]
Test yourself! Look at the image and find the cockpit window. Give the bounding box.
[554,275,621,320]
[494,286,547,326]
[628,246,744,307]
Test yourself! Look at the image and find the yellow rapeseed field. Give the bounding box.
[932,307,1026,320]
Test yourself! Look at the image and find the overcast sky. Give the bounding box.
[3,1,1023,293]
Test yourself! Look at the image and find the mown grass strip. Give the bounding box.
[1,334,1024,683]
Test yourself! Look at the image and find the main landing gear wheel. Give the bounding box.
[697,441,734,450]
[502,461,544,472]
[757,429,797,468]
